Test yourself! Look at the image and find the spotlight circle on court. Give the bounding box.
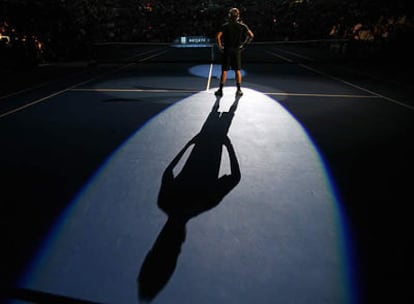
[189,64,246,79]
[20,89,356,304]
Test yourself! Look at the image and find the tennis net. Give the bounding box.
[90,38,396,65]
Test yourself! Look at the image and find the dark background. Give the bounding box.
[1,1,413,303]
[1,0,413,63]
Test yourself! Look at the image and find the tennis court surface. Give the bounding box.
[1,42,413,304]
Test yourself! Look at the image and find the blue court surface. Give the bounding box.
[1,44,413,304]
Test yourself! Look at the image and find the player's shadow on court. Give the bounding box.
[137,95,242,302]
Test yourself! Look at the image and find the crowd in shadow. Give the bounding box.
[138,96,241,301]
[1,0,412,65]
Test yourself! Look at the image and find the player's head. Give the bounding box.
[228,8,240,21]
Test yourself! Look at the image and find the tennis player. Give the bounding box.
[215,8,254,97]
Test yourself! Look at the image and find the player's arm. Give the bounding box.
[216,31,224,50]
[240,27,254,50]
[245,29,254,45]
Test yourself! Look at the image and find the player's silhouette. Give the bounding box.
[138,96,241,302]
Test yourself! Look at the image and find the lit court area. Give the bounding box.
[1,42,413,304]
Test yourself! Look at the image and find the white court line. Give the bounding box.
[0,49,169,119]
[0,78,95,119]
[266,49,413,110]
[0,68,92,101]
[206,63,214,91]
[71,88,199,93]
[265,92,381,98]
[71,87,377,99]
[265,50,294,63]
[206,45,216,91]
[298,64,414,110]
[0,49,166,102]
[270,48,315,62]
[138,50,168,62]
[0,78,70,102]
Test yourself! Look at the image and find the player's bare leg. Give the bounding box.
[215,70,227,96]
[235,70,243,96]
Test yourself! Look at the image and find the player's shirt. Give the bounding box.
[220,21,250,48]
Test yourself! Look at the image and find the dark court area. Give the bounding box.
[1,1,413,304]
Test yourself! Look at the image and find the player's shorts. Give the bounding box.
[222,47,241,71]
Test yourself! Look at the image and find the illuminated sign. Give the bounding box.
[172,36,212,48]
